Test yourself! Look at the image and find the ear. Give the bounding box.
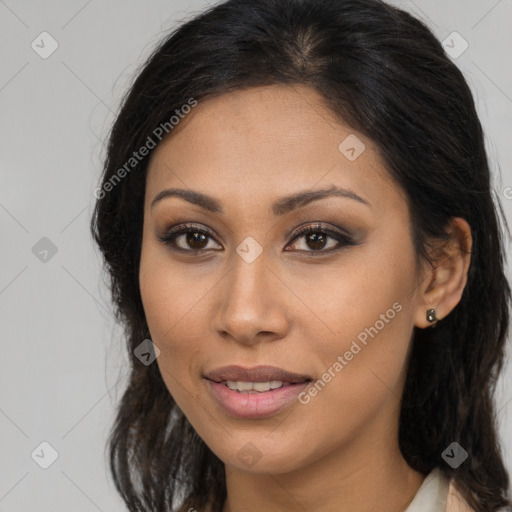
[414,217,473,329]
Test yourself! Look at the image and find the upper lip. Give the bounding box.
[204,365,312,384]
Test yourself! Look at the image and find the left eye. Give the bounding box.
[158,223,355,254]
[286,225,354,253]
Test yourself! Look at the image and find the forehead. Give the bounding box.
[145,84,404,213]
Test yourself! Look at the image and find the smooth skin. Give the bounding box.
[139,84,472,512]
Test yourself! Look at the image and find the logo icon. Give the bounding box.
[442,32,469,59]
[442,442,468,468]
[237,442,263,468]
[32,237,58,263]
[134,339,161,365]
[236,236,263,264]
[31,441,59,469]
[339,134,366,161]
[31,32,59,59]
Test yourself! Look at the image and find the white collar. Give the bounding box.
[404,468,449,512]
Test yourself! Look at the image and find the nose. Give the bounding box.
[212,248,290,347]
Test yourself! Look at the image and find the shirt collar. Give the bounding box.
[404,468,449,512]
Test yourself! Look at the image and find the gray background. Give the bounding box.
[0,0,511,510]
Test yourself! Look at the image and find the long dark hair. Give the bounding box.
[90,0,512,510]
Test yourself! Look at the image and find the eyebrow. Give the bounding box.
[150,185,371,215]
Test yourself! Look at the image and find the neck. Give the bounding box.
[221,419,426,512]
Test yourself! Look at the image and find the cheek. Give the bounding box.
[296,238,418,425]
[139,224,207,339]
[139,242,215,405]
[297,233,416,348]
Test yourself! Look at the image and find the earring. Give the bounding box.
[426,308,438,327]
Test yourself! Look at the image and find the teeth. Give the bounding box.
[252,382,270,392]
[224,380,287,392]
[236,381,252,391]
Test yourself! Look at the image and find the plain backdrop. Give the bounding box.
[1,1,511,510]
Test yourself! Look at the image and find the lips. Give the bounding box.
[204,365,312,384]
[204,365,313,418]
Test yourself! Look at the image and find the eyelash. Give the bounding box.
[157,222,356,256]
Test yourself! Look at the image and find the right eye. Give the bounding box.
[158,223,223,253]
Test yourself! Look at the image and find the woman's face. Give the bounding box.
[139,84,428,475]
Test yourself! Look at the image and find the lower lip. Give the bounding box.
[206,380,310,419]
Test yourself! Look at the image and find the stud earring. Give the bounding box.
[426,308,438,327]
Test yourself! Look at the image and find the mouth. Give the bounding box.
[204,365,313,418]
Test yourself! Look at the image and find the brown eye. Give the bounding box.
[182,231,209,250]
[305,232,328,250]
[158,224,221,252]
[285,224,355,254]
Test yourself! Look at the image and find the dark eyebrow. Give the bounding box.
[150,185,371,215]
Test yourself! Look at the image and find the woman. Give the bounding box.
[90,0,512,511]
